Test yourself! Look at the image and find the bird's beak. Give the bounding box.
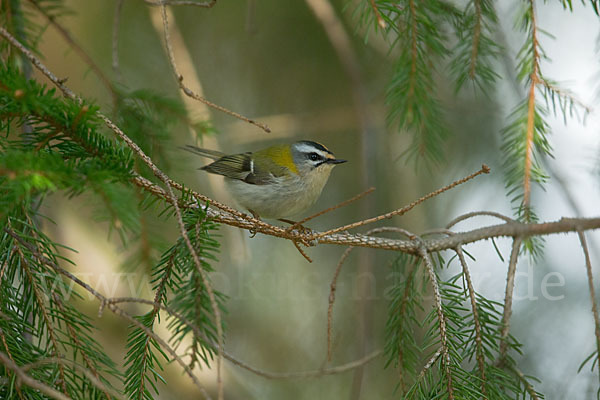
[326,158,347,165]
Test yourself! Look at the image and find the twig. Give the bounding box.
[416,242,454,399]
[416,347,443,382]
[522,0,540,212]
[26,0,117,104]
[226,349,382,379]
[511,365,540,400]
[159,4,269,133]
[455,246,487,397]
[287,187,375,232]
[0,329,26,400]
[53,295,113,400]
[446,210,515,229]
[499,237,522,359]
[22,357,124,400]
[327,227,415,361]
[313,164,490,239]
[577,230,600,388]
[0,351,71,400]
[293,240,313,263]
[369,0,387,28]
[12,237,69,396]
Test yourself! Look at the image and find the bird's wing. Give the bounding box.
[202,153,289,185]
[181,145,225,161]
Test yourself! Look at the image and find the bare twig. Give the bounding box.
[499,237,522,359]
[226,349,382,379]
[0,351,71,400]
[577,230,600,388]
[293,240,313,263]
[417,243,454,399]
[287,187,375,232]
[511,365,540,400]
[446,211,515,229]
[159,4,269,133]
[327,227,415,361]
[313,164,490,239]
[26,0,117,103]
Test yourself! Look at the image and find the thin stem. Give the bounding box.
[499,237,522,359]
[327,227,415,361]
[455,246,487,397]
[577,230,600,388]
[159,4,269,133]
[314,165,490,239]
[522,0,540,212]
[369,0,387,28]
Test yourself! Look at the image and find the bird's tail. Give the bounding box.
[180,145,225,161]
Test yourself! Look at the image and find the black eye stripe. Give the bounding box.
[307,152,322,161]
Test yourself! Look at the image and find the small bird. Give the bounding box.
[182,140,346,219]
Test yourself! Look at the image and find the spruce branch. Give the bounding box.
[12,231,69,397]
[3,227,213,400]
[0,351,71,400]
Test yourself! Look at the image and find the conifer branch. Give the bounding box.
[0,351,71,400]
[417,244,454,399]
[12,236,69,397]
[3,227,213,399]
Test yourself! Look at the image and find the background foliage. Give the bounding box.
[1,0,600,399]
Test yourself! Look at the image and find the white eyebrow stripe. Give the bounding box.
[295,144,330,156]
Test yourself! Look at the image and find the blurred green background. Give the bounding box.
[30,0,600,398]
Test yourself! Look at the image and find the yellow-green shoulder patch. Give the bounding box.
[259,145,298,174]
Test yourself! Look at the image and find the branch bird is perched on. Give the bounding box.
[182,141,346,219]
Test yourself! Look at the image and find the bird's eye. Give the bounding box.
[308,152,320,161]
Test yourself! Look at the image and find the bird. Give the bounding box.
[182,140,346,220]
